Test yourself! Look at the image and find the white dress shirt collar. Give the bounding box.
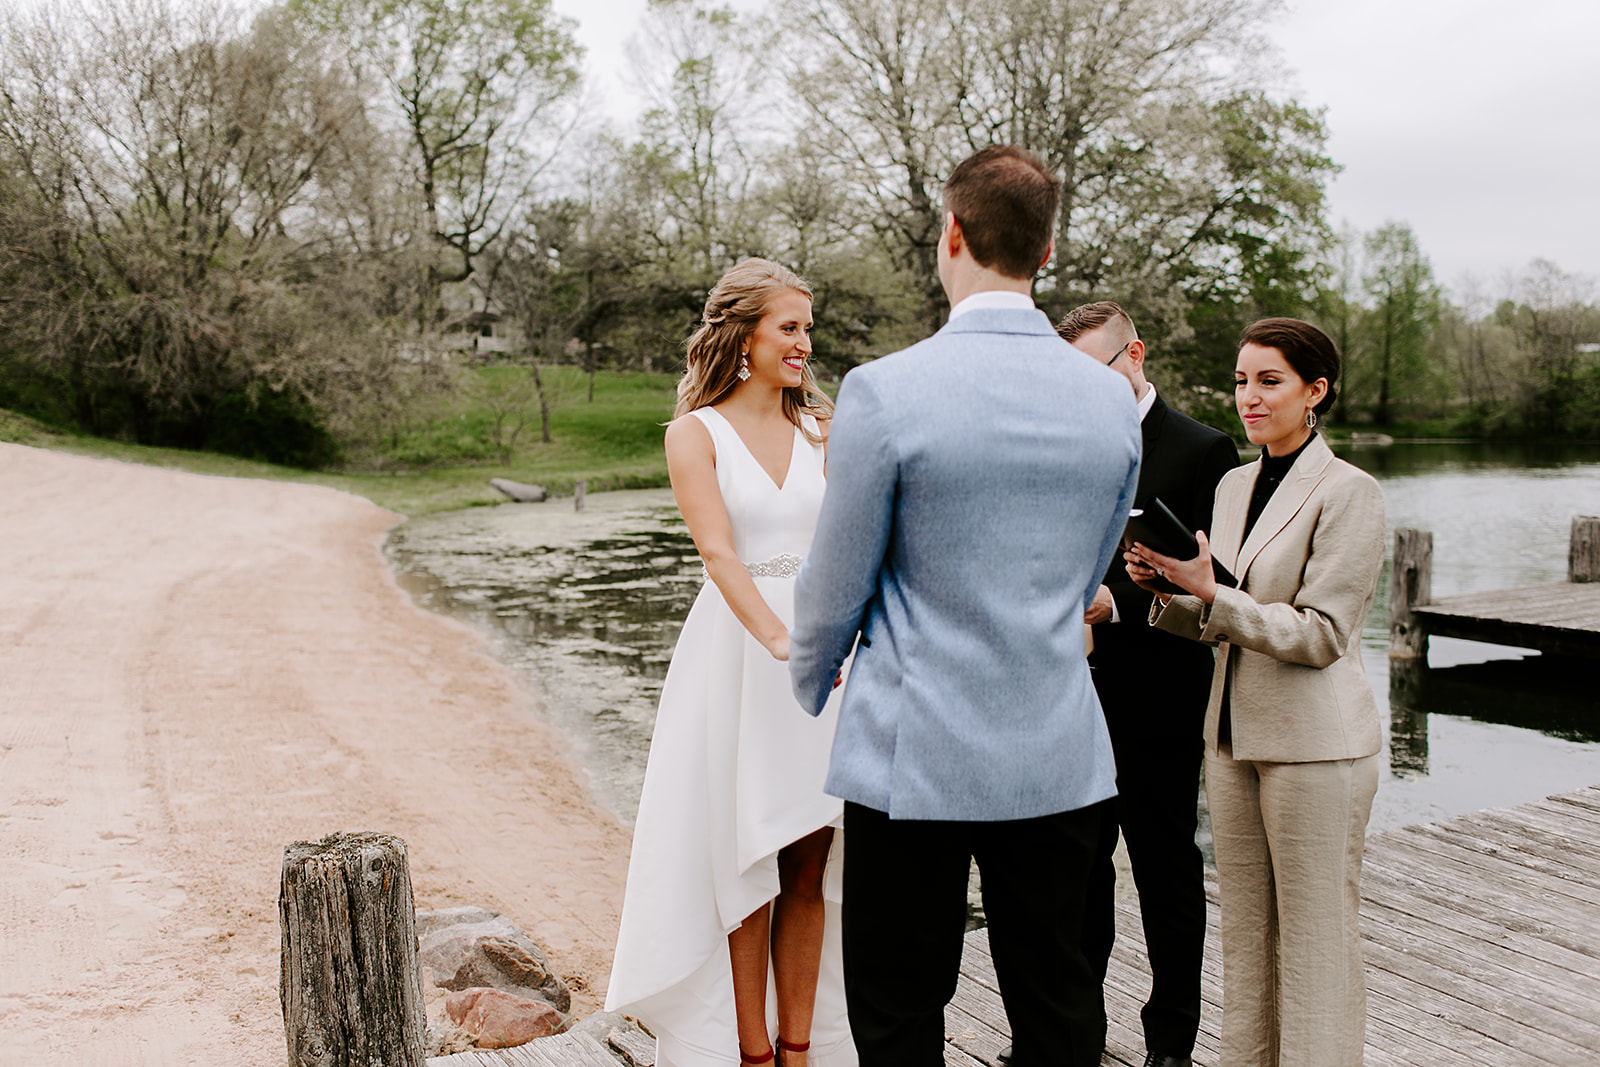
[1137,383,1158,422]
[947,290,1035,320]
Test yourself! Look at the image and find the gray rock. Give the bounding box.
[416,905,503,939]
[416,907,572,1013]
[490,478,548,503]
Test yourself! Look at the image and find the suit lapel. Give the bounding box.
[1234,435,1335,582]
[1133,394,1166,502]
[1211,471,1250,574]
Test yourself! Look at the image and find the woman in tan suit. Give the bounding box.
[1126,318,1386,1067]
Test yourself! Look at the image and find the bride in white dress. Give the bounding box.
[606,259,855,1067]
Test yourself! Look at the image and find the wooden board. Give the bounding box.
[428,1032,622,1067]
[1413,582,1600,657]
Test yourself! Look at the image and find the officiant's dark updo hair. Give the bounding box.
[676,258,831,442]
[1239,318,1340,417]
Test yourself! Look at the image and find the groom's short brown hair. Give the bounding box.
[943,146,1059,280]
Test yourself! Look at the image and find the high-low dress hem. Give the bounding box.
[606,408,855,1067]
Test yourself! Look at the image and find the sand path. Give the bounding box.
[0,444,631,1064]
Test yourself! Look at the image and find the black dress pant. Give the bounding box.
[1083,667,1208,1058]
[841,799,1112,1067]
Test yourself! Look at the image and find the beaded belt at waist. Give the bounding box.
[701,553,804,579]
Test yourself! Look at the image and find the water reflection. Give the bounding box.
[388,500,701,822]
[1387,660,1431,776]
[1388,654,1600,780]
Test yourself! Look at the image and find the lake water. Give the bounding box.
[387,442,1600,854]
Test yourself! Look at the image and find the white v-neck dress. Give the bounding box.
[606,407,854,1067]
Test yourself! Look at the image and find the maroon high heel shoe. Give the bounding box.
[776,1036,810,1066]
[740,1044,775,1066]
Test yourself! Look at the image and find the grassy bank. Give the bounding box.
[0,370,679,518]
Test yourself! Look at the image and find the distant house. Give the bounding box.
[440,276,521,359]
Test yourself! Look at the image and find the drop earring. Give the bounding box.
[1305,409,1319,429]
[738,352,751,382]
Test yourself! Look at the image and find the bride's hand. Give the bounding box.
[1124,549,1164,595]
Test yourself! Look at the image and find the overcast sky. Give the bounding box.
[550,0,1600,293]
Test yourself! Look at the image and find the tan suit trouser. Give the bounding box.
[1206,746,1379,1067]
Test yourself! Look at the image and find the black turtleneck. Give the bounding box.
[1218,431,1316,747]
[1243,432,1317,542]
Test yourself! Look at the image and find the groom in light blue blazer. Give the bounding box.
[790,146,1141,1066]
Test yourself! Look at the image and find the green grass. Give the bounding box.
[0,369,679,518]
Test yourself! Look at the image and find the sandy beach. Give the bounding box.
[0,444,632,1064]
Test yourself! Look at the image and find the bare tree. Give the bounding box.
[784,0,970,328]
[1506,259,1600,432]
[293,0,584,291]
[0,0,370,454]
[626,0,765,278]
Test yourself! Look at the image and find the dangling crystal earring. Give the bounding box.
[1305,409,1319,429]
[738,353,751,382]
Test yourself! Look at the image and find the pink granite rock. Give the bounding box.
[445,986,564,1049]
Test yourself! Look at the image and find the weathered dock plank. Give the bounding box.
[430,1031,621,1067]
[1411,581,1600,658]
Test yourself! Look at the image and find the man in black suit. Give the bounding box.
[1016,302,1237,1067]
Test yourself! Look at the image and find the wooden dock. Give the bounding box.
[944,784,1600,1066]
[1412,582,1600,659]
[1390,516,1600,661]
[437,785,1600,1067]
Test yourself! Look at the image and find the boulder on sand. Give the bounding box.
[445,987,564,1049]
[416,906,572,1013]
[490,478,548,503]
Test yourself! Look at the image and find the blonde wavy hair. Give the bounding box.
[675,258,833,443]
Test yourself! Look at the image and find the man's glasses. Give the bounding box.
[1105,341,1131,367]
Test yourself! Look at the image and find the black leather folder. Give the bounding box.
[1120,497,1238,596]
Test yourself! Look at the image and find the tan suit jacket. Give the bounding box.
[1152,434,1386,763]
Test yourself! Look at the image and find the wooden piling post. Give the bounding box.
[1570,516,1600,583]
[280,831,425,1067]
[574,479,587,512]
[1389,528,1432,659]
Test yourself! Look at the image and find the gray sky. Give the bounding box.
[1272,0,1600,290]
[552,0,1600,292]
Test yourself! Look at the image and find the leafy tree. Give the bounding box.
[785,0,1336,382]
[1359,222,1441,425]
[1150,92,1338,404]
[1436,274,1519,420]
[1503,259,1600,434]
[1313,225,1363,422]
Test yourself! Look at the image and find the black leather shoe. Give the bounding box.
[995,1045,1014,1064]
